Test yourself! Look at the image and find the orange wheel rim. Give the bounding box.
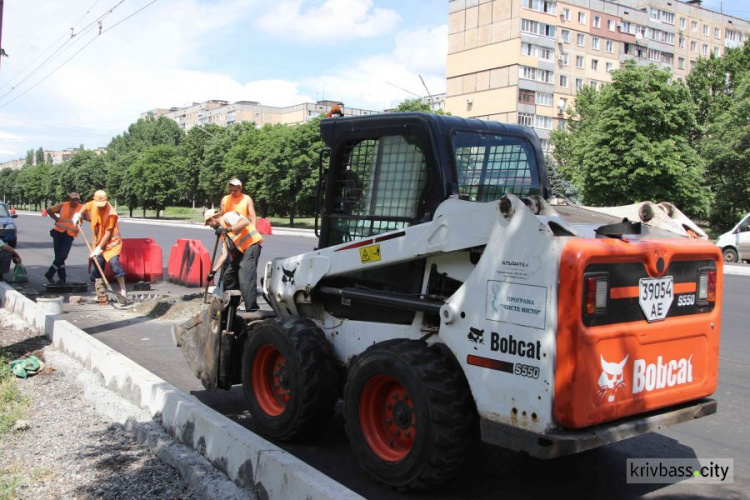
[252,344,289,417]
[359,374,415,462]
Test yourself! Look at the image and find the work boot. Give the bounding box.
[58,266,66,283]
[44,268,55,283]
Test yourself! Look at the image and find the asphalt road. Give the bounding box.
[9,213,750,499]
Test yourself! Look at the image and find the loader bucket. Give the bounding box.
[171,296,224,391]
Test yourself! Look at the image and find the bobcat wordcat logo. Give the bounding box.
[597,354,694,402]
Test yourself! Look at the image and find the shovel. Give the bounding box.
[79,228,127,305]
[204,234,221,303]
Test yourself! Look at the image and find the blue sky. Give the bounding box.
[0,0,747,161]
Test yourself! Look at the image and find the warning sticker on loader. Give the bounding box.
[359,244,381,264]
[487,281,547,329]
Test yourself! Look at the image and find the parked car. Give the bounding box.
[716,213,750,263]
[0,202,17,247]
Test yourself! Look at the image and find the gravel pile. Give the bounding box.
[0,310,250,499]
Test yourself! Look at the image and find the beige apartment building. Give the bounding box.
[148,99,381,133]
[446,0,750,151]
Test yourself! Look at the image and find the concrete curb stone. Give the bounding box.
[0,282,361,500]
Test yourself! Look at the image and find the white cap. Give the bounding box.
[229,178,242,187]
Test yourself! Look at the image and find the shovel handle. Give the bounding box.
[80,227,111,289]
[204,234,221,303]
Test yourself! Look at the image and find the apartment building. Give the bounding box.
[0,147,107,170]
[156,99,381,133]
[446,0,750,151]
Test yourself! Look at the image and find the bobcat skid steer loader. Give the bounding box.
[175,113,721,490]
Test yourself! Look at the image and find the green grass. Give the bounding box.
[0,471,23,500]
[0,349,28,436]
[111,206,317,229]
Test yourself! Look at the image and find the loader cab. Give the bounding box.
[314,113,549,325]
[318,112,549,249]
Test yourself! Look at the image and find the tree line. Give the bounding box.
[550,41,750,230]
[0,98,438,223]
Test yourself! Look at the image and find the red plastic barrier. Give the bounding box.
[41,209,48,217]
[167,239,211,287]
[91,238,163,283]
[256,217,272,235]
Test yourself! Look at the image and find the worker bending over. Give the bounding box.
[44,192,85,283]
[204,208,263,311]
[83,190,127,300]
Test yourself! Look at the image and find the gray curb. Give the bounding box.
[724,264,750,276]
[0,283,361,500]
[16,211,318,238]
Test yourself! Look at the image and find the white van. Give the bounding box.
[716,213,750,263]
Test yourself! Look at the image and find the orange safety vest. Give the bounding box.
[221,194,253,218]
[53,202,85,238]
[87,201,122,260]
[222,218,263,253]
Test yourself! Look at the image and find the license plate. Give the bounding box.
[639,276,674,322]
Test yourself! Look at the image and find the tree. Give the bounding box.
[179,124,222,207]
[393,98,448,114]
[696,74,750,229]
[128,145,184,218]
[36,147,45,165]
[198,122,256,207]
[551,61,710,217]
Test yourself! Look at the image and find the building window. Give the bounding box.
[650,8,674,25]
[577,33,585,46]
[518,112,534,127]
[522,42,554,60]
[593,16,601,28]
[608,19,615,32]
[592,36,600,50]
[535,115,554,130]
[591,59,599,70]
[562,29,570,43]
[606,40,614,53]
[690,60,696,70]
[559,74,569,87]
[575,78,584,91]
[559,52,569,65]
[522,0,557,15]
[519,89,535,104]
[578,12,586,25]
[714,47,721,57]
[520,65,554,83]
[561,7,570,21]
[714,27,721,39]
[536,92,554,106]
[691,40,697,52]
[521,19,557,38]
[703,24,709,36]
[606,62,614,73]
[702,43,709,55]
[540,139,552,152]
[691,20,698,32]
[679,37,685,49]
[680,18,686,30]
[678,57,685,69]
[576,55,584,68]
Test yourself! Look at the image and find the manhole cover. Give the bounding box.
[44,282,89,293]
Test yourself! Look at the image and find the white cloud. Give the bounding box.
[301,24,448,110]
[254,0,400,43]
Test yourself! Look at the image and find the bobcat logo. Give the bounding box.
[467,327,484,349]
[597,355,629,403]
[281,263,298,287]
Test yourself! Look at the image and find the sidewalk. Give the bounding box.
[17,211,317,238]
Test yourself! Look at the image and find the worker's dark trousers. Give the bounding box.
[46,230,74,282]
[223,244,261,311]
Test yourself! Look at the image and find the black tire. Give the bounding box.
[344,339,475,491]
[723,248,739,263]
[241,316,339,440]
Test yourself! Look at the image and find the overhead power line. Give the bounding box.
[0,0,159,110]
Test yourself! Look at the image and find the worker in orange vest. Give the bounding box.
[45,192,85,283]
[204,208,263,311]
[82,190,127,300]
[220,178,256,225]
